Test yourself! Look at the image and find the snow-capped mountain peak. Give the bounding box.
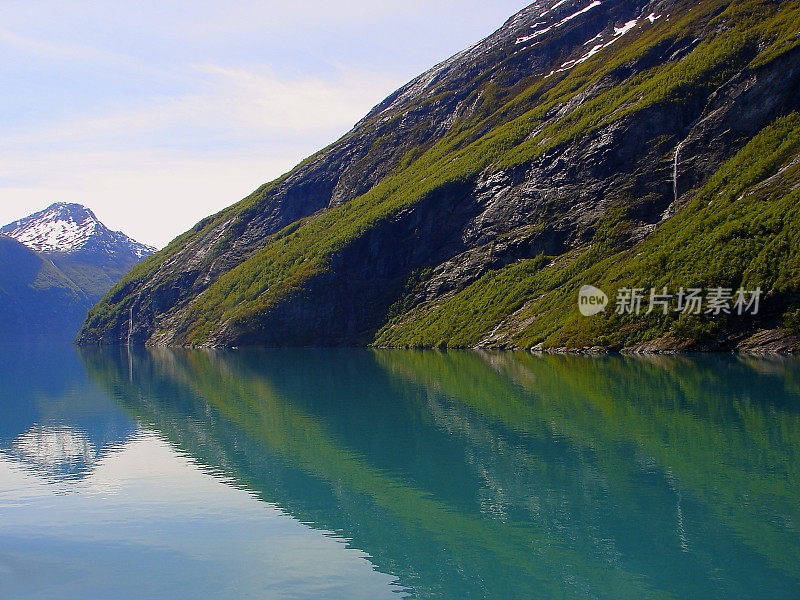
[0,203,156,258]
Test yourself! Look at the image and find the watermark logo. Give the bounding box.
[578,285,762,317]
[578,285,609,317]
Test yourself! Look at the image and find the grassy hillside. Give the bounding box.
[377,112,800,349]
[80,0,800,350]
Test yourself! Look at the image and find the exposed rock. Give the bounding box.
[77,0,800,353]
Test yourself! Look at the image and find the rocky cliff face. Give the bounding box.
[79,0,800,351]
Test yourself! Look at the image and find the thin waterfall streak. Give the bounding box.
[127,305,133,347]
[673,140,686,204]
[127,289,146,347]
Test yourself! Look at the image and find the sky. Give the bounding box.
[0,1,528,248]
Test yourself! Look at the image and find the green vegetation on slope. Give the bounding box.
[80,0,800,348]
[377,112,800,349]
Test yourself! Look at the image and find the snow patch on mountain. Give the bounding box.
[1,203,156,258]
[546,3,665,78]
[517,0,602,44]
[614,18,638,36]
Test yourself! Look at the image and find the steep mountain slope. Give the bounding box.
[79,0,800,351]
[0,235,88,340]
[1,203,155,340]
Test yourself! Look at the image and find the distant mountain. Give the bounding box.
[2,203,156,298]
[79,0,800,352]
[1,203,155,340]
[1,202,153,258]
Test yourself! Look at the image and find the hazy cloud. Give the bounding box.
[0,1,527,247]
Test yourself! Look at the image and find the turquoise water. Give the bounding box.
[1,346,798,599]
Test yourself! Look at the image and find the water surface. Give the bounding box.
[1,346,798,599]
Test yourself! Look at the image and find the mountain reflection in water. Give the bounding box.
[70,347,800,600]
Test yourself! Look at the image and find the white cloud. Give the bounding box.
[0,1,529,247]
[192,64,398,136]
[2,64,398,149]
[0,26,127,63]
[0,64,401,247]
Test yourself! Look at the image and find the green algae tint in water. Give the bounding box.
[1,345,799,599]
